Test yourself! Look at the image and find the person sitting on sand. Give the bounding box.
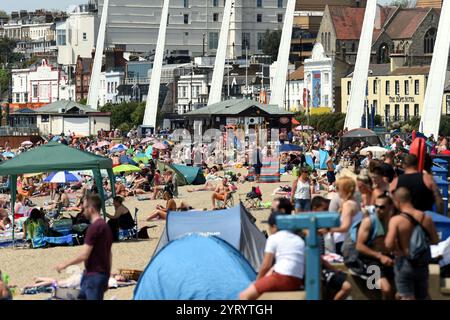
[239,211,305,300]
[146,190,177,221]
[106,196,135,242]
[151,171,173,200]
[22,208,48,243]
[115,180,127,197]
[211,177,233,210]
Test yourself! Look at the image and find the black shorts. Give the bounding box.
[322,268,347,292]
[327,171,336,184]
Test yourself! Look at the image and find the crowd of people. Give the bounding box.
[0,126,449,301]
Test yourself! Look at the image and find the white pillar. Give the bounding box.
[420,0,450,137]
[87,0,109,110]
[269,0,295,108]
[142,0,170,127]
[344,0,377,130]
[207,0,233,106]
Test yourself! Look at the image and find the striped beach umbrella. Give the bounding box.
[44,171,82,183]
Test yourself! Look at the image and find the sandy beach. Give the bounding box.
[0,168,303,300]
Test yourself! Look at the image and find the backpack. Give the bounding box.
[342,212,378,274]
[400,212,432,266]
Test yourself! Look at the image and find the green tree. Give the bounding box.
[262,29,282,62]
[0,69,9,99]
[294,112,346,135]
[0,38,23,66]
[390,0,412,8]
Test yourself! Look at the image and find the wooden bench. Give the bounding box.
[258,291,306,300]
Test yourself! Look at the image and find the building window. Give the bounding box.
[404,104,410,120]
[33,85,38,98]
[373,79,378,94]
[373,100,378,114]
[424,28,436,54]
[404,80,409,95]
[414,103,420,116]
[257,0,262,7]
[15,93,20,103]
[184,0,189,8]
[184,14,189,24]
[56,29,66,46]
[213,0,218,6]
[213,13,219,22]
[82,32,87,41]
[24,93,28,102]
[385,104,390,123]
[446,96,450,115]
[385,81,390,95]
[257,32,265,50]
[41,115,49,122]
[209,32,219,50]
[256,14,262,22]
[395,80,400,95]
[394,104,400,121]
[324,73,329,85]
[278,0,283,8]
[242,32,250,50]
[277,14,283,23]
[324,95,329,107]
[347,81,351,95]
[414,79,419,95]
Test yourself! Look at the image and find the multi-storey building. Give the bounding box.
[10,59,74,109]
[96,0,286,58]
[75,56,93,102]
[56,3,99,66]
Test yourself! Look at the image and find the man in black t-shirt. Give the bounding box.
[56,194,113,300]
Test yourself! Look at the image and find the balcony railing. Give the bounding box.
[0,126,40,136]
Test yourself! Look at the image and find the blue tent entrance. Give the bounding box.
[154,204,266,270]
[134,234,256,300]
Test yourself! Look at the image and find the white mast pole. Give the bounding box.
[344,0,377,130]
[142,0,170,128]
[87,0,109,109]
[420,0,450,137]
[207,0,233,105]
[269,0,295,108]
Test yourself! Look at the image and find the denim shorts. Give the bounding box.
[78,272,109,300]
[394,257,429,300]
[295,199,311,211]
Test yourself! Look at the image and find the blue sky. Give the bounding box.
[1,0,393,13]
[1,0,86,13]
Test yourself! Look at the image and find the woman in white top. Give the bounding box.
[327,176,361,255]
[291,167,314,213]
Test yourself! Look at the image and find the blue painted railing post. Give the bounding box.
[276,212,340,300]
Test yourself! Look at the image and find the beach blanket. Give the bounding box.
[137,195,152,201]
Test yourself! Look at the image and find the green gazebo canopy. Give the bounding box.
[0,142,112,175]
[0,142,116,243]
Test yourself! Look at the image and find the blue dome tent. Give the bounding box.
[153,204,266,270]
[134,234,256,300]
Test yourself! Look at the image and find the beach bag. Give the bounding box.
[401,212,432,266]
[342,213,378,274]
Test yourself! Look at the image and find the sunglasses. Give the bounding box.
[374,204,386,209]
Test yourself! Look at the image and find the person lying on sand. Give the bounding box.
[21,273,134,294]
[146,191,176,221]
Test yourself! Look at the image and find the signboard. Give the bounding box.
[226,117,238,125]
[312,71,321,108]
